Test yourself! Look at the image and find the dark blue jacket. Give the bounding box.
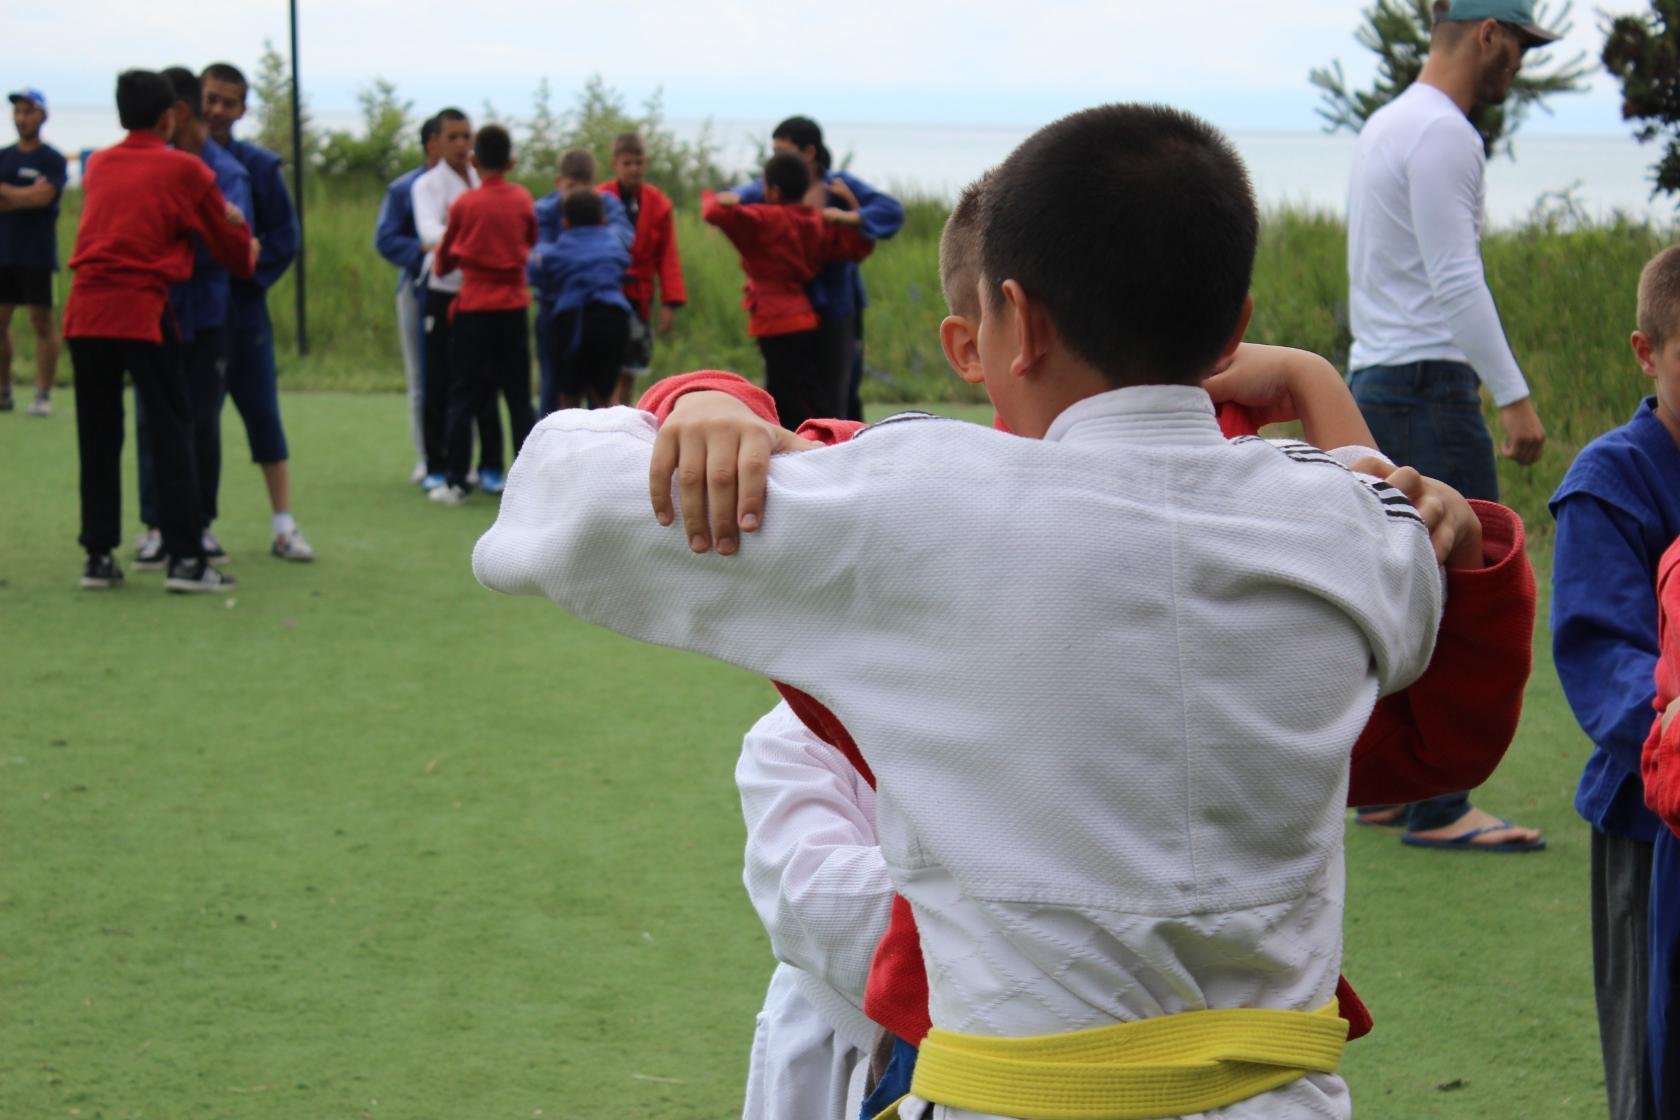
[534,189,633,250]
[225,137,298,295]
[1550,397,1680,842]
[374,165,425,286]
[168,138,251,342]
[732,169,903,320]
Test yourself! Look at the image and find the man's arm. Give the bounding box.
[0,180,56,210]
[1204,345,1377,451]
[1408,121,1543,463]
[1553,493,1665,779]
[373,181,423,274]
[737,702,893,1008]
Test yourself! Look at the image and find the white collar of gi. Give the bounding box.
[1042,383,1225,445]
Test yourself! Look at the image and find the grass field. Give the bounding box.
[0,390,1607,1118]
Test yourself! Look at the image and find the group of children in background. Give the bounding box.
[373,113,904,503]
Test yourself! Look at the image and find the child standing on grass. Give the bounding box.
[1550,244,1680,1120]
[476,104,1458,1119]
[599,132,684,403]
[702,153,875,430]
[429,125,536,506]
[528,189,631,413]
[530,149,632,415]
[65,69,251,593]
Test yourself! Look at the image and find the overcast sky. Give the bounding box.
[2,0,1635,134]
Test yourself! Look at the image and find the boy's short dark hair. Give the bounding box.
[436,107,468,128]
[981,103,1258,387]
[763,152,811,202]
[200,62,248,99]
[939,170,992,319]
[563,187,604,227]
[473,124,512,171]
[612,132,644,158]
[116,70,175,132]
[162,66,202,119]
[419,114,441,148]
[1638,246,1680,348]
[558,148,596,183]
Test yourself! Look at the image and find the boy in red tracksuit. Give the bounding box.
[599,132,684,403]
[430,125,537,505]
[703,153,874,430]
[64,69,254,593]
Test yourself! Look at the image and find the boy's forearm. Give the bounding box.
[1288,352,1375,450]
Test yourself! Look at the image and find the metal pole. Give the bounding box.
[290,0,308,355]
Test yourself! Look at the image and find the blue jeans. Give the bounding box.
[1350,360,1499,831]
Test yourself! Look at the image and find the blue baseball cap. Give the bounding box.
[1442,0,1561,45]
[8,88,47,112]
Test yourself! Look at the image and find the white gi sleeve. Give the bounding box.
[1407,120,1530,407]
[736,702,891,1011]
[472,406,898,700]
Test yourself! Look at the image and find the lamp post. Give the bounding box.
[289,0,308,355]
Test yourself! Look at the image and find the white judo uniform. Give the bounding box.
[738,702,893,1120]
[474,385,1445,1119]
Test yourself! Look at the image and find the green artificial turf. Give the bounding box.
[1,392,1604,1117]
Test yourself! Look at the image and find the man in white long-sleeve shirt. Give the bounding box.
[1345,0,1554,850]
[477,104,1450,1119]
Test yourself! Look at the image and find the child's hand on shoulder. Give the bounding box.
[713,191,741,207]
[1204,343,1330,427]
[1348,456,1484,569]
[650,391,819,556]
[827,177,859,211]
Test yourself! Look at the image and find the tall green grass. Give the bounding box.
[21,178,1677,542]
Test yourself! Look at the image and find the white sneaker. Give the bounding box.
[25,394,51,418]
[272,527,316,561]
[133,529,167,571]
[410,461,427,484]
[428,484,469,506]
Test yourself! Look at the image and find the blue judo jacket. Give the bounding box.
[167,137,251,342]
[374,164,425,287]
[225,138,298,304]
[528,224,631,359]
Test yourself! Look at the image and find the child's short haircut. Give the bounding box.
[558,148,597,184]
[563,187,604,228]
[161,66,202,119]
[939,170,992,319]
[116,69,174,131]
[763,152,810,202]
[1638,245,1680,347]
[612,132,644,158]
[981,103,1258,387]
[473,125,512,172]
[436,107,468,128]
[199,62,248,99]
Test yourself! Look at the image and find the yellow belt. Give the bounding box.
[872,1000,1345,1120]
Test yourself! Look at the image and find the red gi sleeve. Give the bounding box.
[635,370,779,425]
[186,167,256,280]
[1346,500,1536,806]
[1642,539,1680,835]
[655,196,686,308]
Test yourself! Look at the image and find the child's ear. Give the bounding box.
[1002,280,1049,380]
[1633,330,1657,379]
[940,315,982,384]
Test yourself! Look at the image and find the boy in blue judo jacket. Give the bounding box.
[528,188,631,412]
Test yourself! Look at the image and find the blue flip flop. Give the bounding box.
[1400,819,1547,853]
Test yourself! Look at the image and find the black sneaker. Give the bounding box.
[81,553,124,590]
[164,557,238,594]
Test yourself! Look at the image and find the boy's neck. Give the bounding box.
[16,136,41,153]
[480,169,505,183]
[1655,398,1680,450]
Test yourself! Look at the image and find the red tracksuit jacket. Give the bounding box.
[1643,537,1680,835]
[641,371,1536,1045]
[64,131,255,342]
[434,174,536,313]
[598,180,684,320]
[701,192,874,338]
